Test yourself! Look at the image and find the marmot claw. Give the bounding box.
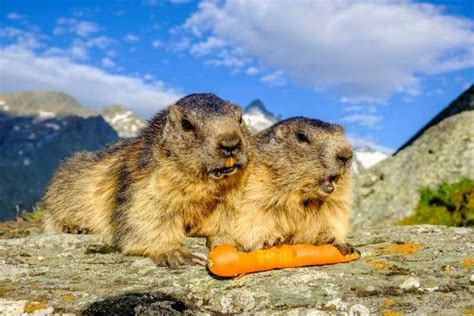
[154,248,193,268]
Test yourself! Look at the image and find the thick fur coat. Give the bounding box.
[209,117,354,254]
[43,93,253,266]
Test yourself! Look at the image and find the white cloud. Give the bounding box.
[6,12,26,22]
[203,48,250,68]
[69,41,89,60]
[190,36,226,56]
[342,114,382,128]
[54,18,100,37]
[123,33,139,43]
[245,66,259,76]
[0,27,43,49]
[101,57,115,68]
[152,39,162,48]
[205,55,246,68]
[348,134,394,154]
[43,36,114,61]
[85,36,114,50]
[0,46,182,116]
[343,105,377,113]
[184,0,474,102]
[260,70,285,87]
[144,74,155,81]
[168,37,191,52]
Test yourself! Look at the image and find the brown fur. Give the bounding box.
[42,93,253,266]
[208,117,354,253]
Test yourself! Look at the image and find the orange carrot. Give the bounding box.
[207,244,360,277]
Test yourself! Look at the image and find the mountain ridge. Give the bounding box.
[0,91,390,170]
[0,112,118,220]
[0,91,145,138]
[396,84,474,153]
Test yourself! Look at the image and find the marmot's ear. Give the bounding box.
[273,125,286,142]
[166,105,181,126]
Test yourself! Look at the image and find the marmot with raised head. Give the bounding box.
[209,117,355,254]
[43,93,253,266]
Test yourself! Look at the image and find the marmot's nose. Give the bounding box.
[336,146,353,167]
[218,134,242,157]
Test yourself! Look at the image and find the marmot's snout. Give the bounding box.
[336,145,353,169]
[319,141,352,195]
[218,132,242,157]
[210,131,248,180]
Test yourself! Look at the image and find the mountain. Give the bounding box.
[242,99,279,132]
[351,145,389,173]
[0,113,118,220]
[396,84,474,153]
[0,91,145,138]
[0,91,96,118]
[101,104,146,138]
[352,87,474,228]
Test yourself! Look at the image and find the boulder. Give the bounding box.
[352,111,474,228]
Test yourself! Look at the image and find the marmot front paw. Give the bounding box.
[262,237,284,249]
[331,241,359,256]
[153,248,192,268]
[62,224,90,234]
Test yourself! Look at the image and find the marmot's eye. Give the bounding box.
[181,118,195,131]
[296,132,309,143]
[239,116,243,125]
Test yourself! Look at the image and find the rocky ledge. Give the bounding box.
[0,224,473,315]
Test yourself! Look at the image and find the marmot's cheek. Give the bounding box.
[236,154,248,168]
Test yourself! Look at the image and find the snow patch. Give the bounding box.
[38,111,56,118]
[354,150,388,170]
[0,100,10,111]
[45,123,61,131]
[243,107,277,132]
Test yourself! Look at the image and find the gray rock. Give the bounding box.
[399,277,420,290]
[352,111,474,228]
[0,225,473,314]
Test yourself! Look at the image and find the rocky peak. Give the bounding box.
[396,84,474,153]
[101,104,146,138]
[352,110,474,228]
[242,99,279,133]
[245,99,276,117]
[0,91,96,118]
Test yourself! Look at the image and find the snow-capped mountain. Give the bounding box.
[101,105,146,138]
[0,92,145,138]
[243,99,279,132]
[352,146,389,172]
[0,91,96,117]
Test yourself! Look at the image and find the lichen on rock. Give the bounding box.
[0,224,473,314]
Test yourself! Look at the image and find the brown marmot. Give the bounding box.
[42,93,253,266]
[209,117,355,254]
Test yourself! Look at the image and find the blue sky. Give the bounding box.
[1,0,473,151]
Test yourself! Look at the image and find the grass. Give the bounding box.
[397,178,474,227]
[20,203,45,223]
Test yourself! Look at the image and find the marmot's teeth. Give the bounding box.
[211,164,238,179]
[320,176,336,194]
